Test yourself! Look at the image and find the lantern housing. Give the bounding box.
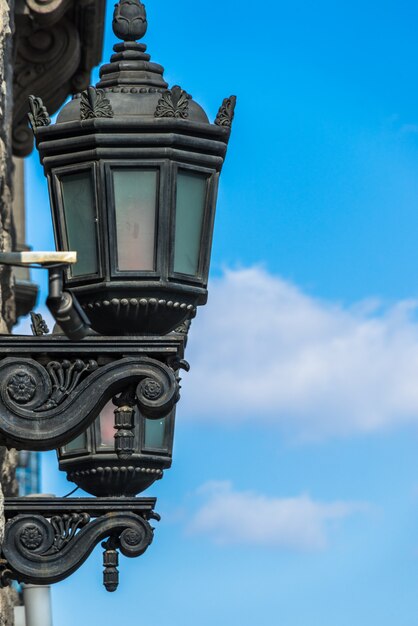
[31,0,235,336]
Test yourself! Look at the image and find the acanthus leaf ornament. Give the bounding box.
[27,95,51,131]
[215,95,237,128]
[49,513,91,553]
[80,86,114,120]
[155,85,190,119]
[30,312,49,336]
[40,359,99,410]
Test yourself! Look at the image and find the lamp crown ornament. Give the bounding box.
[113,0,148,42]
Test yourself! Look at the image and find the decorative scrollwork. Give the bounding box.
[215,95,237,128]
[155,86,189,119]
[27,95,51,131]
[0,355,180,450]
[2,503,155,590]
[119,526,150,555]
[80,86,114,120]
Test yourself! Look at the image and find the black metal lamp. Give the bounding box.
[58,400,175,497]
[0,0,235,592]
[30,0,235,336]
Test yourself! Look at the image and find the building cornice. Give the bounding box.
[13,0,106,157]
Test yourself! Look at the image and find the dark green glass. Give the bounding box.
[113,169,158,271]
[61,171,98,277]
[174,171,207,276]
[144,417,167,450]
[64,431,87,453]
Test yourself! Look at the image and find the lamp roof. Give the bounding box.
[56,0,209,125]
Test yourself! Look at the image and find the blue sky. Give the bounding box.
[18,0,418,624]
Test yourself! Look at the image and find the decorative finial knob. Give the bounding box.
[113,0,148,42]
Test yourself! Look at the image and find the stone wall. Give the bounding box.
[0,1,18,624]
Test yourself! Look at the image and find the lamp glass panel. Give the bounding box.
[113,169,158,271]
[61,171,98,277]
[99,401,116,448]
[144,417,167,450]
[174,171,207,276]
[64,431,87,453]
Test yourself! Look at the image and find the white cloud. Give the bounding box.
[181,267,418,438]
[187,481,364,550]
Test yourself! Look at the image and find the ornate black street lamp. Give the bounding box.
[0,0,235,592]
[58,400,175,497]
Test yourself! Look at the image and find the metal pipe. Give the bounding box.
[23,585,53,626]
[46,267,91,340]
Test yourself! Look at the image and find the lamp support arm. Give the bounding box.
[46,267,91,341]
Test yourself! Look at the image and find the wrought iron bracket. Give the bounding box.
[0,334,186,450]
[0,497,159,592]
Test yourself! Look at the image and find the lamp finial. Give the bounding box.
[112,0,148,42]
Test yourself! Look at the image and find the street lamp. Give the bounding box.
[58,400,175,497]
[0,0,235,592]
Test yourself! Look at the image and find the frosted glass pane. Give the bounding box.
[65,431,87,452]
[61,172,98,277]
[174,172,207,276]
[144,417,167,450]
[113,170,157,271]
[99,401,116,448]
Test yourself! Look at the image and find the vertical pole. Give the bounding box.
[23,585,53,626]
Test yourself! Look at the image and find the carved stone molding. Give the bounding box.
[1,497,158,591]
[13,0,106,156]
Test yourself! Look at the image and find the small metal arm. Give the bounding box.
[46,266,90,340]
[0,251,91,341]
